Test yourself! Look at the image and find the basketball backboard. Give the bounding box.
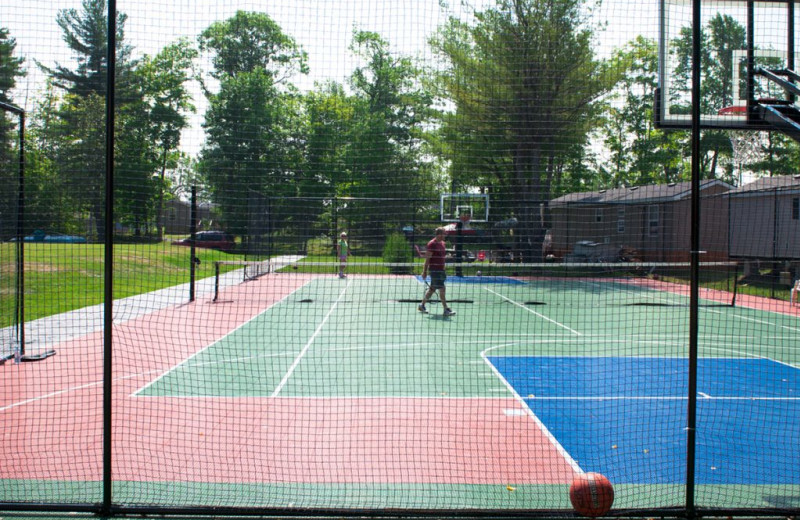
[440,193,489,223]
[657,0,798,129]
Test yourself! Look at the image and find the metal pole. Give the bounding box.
[17,110,25,359]
[686,0,702,518]
[747,1,755,120]
[789,1,795,103]
[102,0,117,513]
[190,186,197,302]
[1,101,26,363]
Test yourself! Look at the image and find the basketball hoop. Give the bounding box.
[458,212,472,230]
[718,105,766,184]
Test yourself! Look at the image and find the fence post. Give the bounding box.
[190,186,197,302]
[102,0,117,512]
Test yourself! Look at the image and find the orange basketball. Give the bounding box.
[569,472,614,517]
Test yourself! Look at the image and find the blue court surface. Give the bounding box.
[487,356,800,485]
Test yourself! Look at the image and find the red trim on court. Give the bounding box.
[0,273,575,485]
[622,277,800,316]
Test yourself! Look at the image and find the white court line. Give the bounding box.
[484,287,582,336]
[271,279,351,397]
[134,282,311,396]
[706,308,776,326]
[527,395,800,401]
[706,308,800,332]
[480,343,583,473]
[183,351,295,369]
[1,369,163,412]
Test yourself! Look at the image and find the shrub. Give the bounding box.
[382,232,411,274]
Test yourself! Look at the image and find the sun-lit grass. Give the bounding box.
[0,241,246,327]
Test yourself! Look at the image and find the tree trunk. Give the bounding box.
[513,138,547,262]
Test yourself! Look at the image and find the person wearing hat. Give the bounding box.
[337,232,350,278]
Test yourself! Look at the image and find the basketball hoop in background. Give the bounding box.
[458,208,472,230]
[718,105,766,185]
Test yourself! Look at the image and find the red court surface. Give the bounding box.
[1,274,576,485]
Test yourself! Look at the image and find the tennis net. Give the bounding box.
[213,260,740,307]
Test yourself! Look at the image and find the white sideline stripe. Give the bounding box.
[527,395,800,401]
[706,308,800,332]
[133,282,310,396]
[1,369,162,412]
[484,287,582,336]
[0,382,100,413]
[271,280,350,397]
[480,344,583,474]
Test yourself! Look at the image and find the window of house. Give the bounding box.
[648,205,659,236]
[617,208,625,233]
[595,208,603,223]
[793,198,799,220]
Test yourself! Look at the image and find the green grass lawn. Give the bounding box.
[0,241,247,327]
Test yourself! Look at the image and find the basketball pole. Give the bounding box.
[685,0,702,518]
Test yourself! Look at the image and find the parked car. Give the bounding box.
[173,231,235,252]
[9,229,87,243]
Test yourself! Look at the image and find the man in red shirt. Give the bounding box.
[419,227,456,317]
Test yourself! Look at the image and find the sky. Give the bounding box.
[2,0,659,156]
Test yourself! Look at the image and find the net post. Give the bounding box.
[731,262,740,307]
[213,262,220,303]
[189,186,197,303]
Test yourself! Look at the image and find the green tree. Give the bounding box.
[39,0,139,240]
[23,89,77,236]
[197,11,308,240]
[0,28,24,105]
[750,131,800,178]
[601,36,683,187]
[39,0,136,98]
[0,27,25,239]
[131,39,198,238]
[303,81,354,197]
[198,11,308,81]
[431,0,616,258]
[344,31,438,199]
[301,32,440,245]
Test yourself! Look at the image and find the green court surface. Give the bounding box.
[4,268,800,511]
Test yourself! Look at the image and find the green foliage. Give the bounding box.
[430,0,616,256]
[198,10,308,81]
[0,27,25,241]
[341,31,439,199]
[600,36,684,188]
[0,27,24,103]
[42,0,137,98]
[0,242,248,327]
[198,12,310,236]
[382,232,412,273]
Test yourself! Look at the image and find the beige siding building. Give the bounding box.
[549,180,733,262]
[729,175,800,260]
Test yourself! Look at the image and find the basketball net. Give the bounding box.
[458,213,471,230]
[729,130,765,185]
[718,105,765,185]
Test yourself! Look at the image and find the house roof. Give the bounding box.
[550,179,733,206]
[729,174,800,194]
